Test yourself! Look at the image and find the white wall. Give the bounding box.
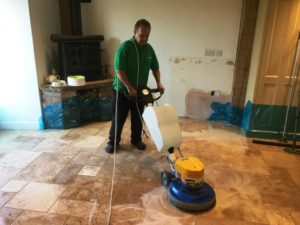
[0,0,41,129]
[81,0,243,117]
[0,0,60,130]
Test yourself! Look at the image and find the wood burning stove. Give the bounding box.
[41,0,113,129]
[51,34,105,81]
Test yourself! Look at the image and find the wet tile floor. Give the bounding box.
[0,119,299,225]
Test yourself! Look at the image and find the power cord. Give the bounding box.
[106,39,145,224]
[106,87,119,225]
[133,40,149,138]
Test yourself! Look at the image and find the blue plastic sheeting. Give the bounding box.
[96,97,113,122]
[43,96,112,129]
[208,102,243,126]
[39,117,45,130]
[240,101,252,131]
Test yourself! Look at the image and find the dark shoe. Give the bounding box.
[132,141,146,150]
[105,144,117,154]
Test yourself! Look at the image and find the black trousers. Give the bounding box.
[108,90,145,146]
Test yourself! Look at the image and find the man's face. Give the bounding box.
[134,26,151,46]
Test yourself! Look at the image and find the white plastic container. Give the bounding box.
[142,104,182,152]
[67,75,86,86]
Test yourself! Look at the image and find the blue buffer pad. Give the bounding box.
[168,180,216,211]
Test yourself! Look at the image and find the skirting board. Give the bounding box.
[0,121,40,130]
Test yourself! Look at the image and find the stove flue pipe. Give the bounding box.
[59,0,91,35]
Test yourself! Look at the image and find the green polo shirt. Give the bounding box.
[113,37,159,94]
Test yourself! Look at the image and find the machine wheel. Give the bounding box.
[161,170,172,187]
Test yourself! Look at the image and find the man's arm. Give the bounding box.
[152,69,165,94]
[116,70,137,96]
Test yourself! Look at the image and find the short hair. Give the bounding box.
[134,19,151,33]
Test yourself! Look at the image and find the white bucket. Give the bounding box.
[67,75,86,86]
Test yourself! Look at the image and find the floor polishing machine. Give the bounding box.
[137,87,216,211]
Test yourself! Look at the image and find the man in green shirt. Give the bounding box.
[106,19,164,153]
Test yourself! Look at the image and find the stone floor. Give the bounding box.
[0,119,299,225]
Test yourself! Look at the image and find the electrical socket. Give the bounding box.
[204,48,223,57]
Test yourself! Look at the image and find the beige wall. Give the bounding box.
[81,0,243,118]
[28,0,61,85]
[245,0,269,104]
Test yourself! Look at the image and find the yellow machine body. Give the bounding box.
[175,156,205,188]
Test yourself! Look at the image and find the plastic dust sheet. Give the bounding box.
[43,96,112,129]
[208,102,243,126]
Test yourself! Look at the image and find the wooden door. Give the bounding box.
[255,0,300,106]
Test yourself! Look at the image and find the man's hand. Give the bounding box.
[153,70,164,94]
[116,70,137,97]
[157,82,165,94]
[127,86,137,97]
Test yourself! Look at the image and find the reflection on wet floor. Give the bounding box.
[0,119,299,225]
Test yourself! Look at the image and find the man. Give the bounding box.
[106,19,164,153]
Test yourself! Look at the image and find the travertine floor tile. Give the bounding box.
[260,148,299,169]
[49,199,97,218]
[13,135,44,144]
[70,147,108,166]
[291,211,300,225]
[52,164,83,185]
[287,167,300,188]
[11,211,67,225]
[63,216,89,225]
[15,153,74,182]
[252,166,300,211]
[0,207,23,225]
[0,150,41,168]
[31,138,76,153]
[0,141,21,154]
[0,192,16,208]
[0,179,28,192]
[24,129,69,139]
[0,119,299,225]
[78,165,101,176]
[5,182,65,212]
[60,176,110,203]
[265,204,296,225]
[0,167,22,187]
[11,136,45,151]
[67,127,100,136]
[0,132,18,145]
[70,135,106,148]
[204,188,268,224]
